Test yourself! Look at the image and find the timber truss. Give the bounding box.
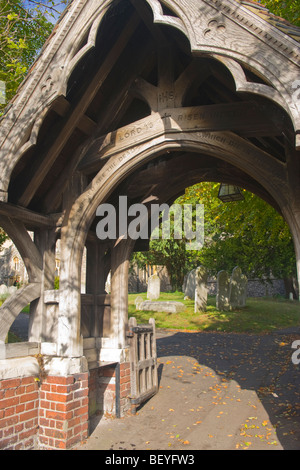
[0,0,299,367]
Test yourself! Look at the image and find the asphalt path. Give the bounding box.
[9,314,300,451]
[78,327,300,451]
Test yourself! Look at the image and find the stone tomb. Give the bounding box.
[137,299,185,314]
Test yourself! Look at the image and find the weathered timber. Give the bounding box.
[127,317,158,413]
[78,101,283,173]
[0,283,41,343]
[0,201,56,229]
[17,12,140,207]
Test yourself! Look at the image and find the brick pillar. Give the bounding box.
[38,372,89,450]
[0,377,39,450]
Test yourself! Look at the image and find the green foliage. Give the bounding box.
[0,0,68,115]
[54,276,59,289]
[195,186,296,281]
[131,182,296,290]
[263,0,300,27]
[128,292,300,333]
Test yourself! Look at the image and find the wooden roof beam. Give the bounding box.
[16,11,140,208]
[0,201,57,229]
[52,96,97,136]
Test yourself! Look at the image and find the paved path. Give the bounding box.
[10,313,29,341]
[78,328,300,451]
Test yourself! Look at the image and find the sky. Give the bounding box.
[22,0,69,24]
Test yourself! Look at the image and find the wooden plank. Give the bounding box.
[18,12,140,207]
[81,294,94,305]
[78,101,282,173]
[138,357,156,369]
[83,337,96,350]
[0,201,55,229]
[97,294,111,305]
[83,347,98,364]
[5,342,40,359]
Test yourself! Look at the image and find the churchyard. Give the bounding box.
[129,292,300,334]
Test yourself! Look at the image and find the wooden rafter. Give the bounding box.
[16,12,140,208]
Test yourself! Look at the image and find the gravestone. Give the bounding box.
[134,296,144,310]
[184,269,196,299]
[194,266,208,312]
[239,273,248,307]
[229,266,242,309]
[0,285,8,298]
[147,274,160,300]
[229,266,248,309]
[216,270,230,311]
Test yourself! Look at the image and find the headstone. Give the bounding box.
[239,273,248,307]
[0,284,8,297]
[216,270,230,311]
[147,274,160,300]
[184,269,196,300]
[194,266,208,312]
[135,296,144,310]
[138,300,185,313]
[229,266,246,309]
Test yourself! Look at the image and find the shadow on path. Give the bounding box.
[79,327,300,451]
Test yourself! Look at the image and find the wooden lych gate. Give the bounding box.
[0,0,300,450]
[127,317,158,413]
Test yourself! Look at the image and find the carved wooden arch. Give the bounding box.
[57,128,291,355]
[144,0,300,139]
[1,0,300,201]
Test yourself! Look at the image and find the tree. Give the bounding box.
[131,182,297,296]
[263,0,300,27]
[180,183,297,297]
[0,0,67,115]
[131,183,218,291]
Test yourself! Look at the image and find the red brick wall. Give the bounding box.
[0,377,39,450]
[38,373,89,450]
[0,363,131,450]
[120,362,131,414]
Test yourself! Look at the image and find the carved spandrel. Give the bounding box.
[79,101,282,172]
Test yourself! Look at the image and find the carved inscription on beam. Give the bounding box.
[79,101,282,173]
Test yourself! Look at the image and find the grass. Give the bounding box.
[3,293,300,344]
[128,292,300,334]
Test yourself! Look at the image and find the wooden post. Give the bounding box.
[28,229,56,342]
[85,239,111,337]
[110,239,134,349]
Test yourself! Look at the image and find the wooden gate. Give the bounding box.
[127,317,158,413]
